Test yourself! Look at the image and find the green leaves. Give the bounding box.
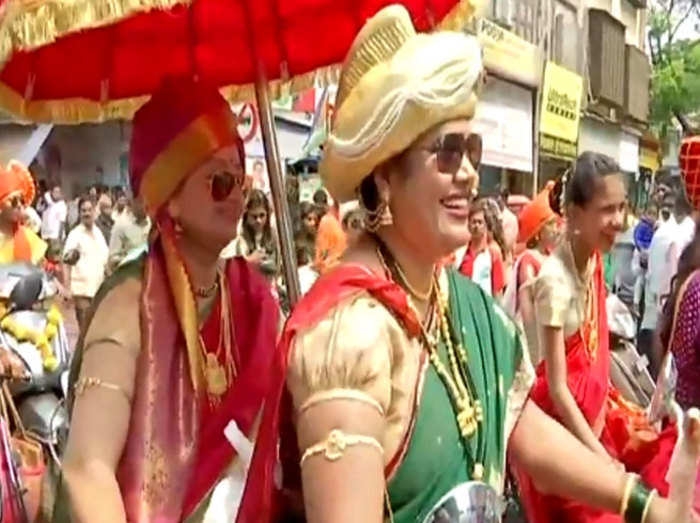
[648,0,700,136]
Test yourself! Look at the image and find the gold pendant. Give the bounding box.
[457,398,477,438]
[205,353,228,396]
[473,462,484,481]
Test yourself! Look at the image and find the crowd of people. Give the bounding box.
[1,5,700,523]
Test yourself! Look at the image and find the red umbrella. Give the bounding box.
[0,0,477,303]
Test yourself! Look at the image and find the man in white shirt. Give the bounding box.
[63,198,109,334]
[41,184,67,244]
[639,189,695,376]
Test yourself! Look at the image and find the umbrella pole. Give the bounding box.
[254,74,301,307]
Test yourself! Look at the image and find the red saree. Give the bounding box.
[237,263,421,523]
[517,252,678,522]
[111,243,279,522]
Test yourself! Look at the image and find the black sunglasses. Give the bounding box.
[424,132,483,175]
[209,171,244,202]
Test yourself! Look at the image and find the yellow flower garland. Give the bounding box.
[0,303,62,372]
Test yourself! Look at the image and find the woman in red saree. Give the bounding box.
[55,78,278,522]
[517,151,692,522]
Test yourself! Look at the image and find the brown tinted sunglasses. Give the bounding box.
[424,132,483,174]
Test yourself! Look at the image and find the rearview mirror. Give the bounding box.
[9,272,43,311]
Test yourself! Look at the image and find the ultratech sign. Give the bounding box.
[539,62,583,144]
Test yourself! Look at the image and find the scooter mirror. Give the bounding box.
[9,272,43,311]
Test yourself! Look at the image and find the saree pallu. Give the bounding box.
[54,245,278,522]
[516,253,678,523]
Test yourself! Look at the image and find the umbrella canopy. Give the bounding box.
[0,0,476,123]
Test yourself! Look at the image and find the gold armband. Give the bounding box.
[300,429,383,467]
[74,377,132,402]
[299,389,385,417]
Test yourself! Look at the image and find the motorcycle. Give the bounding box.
[0,263,70,522]
[606,293,655,407]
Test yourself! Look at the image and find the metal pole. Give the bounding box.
[254,71,301,306]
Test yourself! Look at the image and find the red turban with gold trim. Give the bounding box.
[130,77,244,217]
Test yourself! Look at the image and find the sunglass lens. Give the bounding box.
[211,173,235,202]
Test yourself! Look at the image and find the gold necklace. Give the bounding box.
[419,279,484,479]
[375,245,434,302]
[195,279,219,299]
[200,271,237,402]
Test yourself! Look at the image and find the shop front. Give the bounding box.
[475,18,541,197]
[538,61,583,191]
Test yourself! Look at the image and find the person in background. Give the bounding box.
[297,200,321,248]
[610,209,639,310]
[499,187,519,257]
[640,187,692,377]
[112,188,129,225]
[296,238,318,295]
[251,159,266,191]
[108,198,150,271]
[313,188,329,217]
[341,205,365,246]
[0,161,47,264]
[41,183,67,251]
[314,201,347,275]
[503,183,558,363]
[483,197,510,267]
[96,197,114,246]
[459,200,506,297]
[23,200,42,234]
[62,197,109,333]
[225,189,279,280]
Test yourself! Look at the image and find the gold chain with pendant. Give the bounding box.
[374,238,485,480]
[200,270,238,404]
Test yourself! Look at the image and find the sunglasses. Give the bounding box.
[209,171,244,202]
[423,132,483,175]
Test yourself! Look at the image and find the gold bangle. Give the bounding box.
[300,429,383,467]
[299,389,385,417]
[641,489,657,523]
[74,376,132,402]
[619,474,639,516]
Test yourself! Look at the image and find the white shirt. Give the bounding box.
[471,250,493,296]
[298,265,319,295]
[642,217,682,330]
[63,224,109,298]
[41,200,67,240]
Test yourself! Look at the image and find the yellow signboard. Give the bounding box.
[540,62,583,143]
[477,19,542,88]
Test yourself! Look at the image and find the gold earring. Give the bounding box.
[364,199,393,233]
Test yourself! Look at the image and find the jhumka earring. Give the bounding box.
[364,198,393,233]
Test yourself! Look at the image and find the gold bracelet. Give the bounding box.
[641,489,657,523]
[619,474,639,516]
[74,376,132,402]
[300,429,383,467]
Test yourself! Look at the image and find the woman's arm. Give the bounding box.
[510,400,696,523]
[297,400,386,523]
[541,325,611,459]
[62,279,141,523]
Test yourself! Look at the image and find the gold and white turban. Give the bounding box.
[320,5,483,202]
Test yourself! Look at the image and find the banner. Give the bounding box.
[540,62,583,144]
[477,18,542,88]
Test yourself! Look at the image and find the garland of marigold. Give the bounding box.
[0,303,62,372]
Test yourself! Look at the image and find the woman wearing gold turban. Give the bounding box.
[241,6,700,523]
[54,78,279,522]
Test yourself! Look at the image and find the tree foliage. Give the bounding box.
[648,0,700,137]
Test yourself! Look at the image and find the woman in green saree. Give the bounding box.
[239,5,700,523]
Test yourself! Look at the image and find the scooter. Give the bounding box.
[0,263,70,461]
[606,293,656,407]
